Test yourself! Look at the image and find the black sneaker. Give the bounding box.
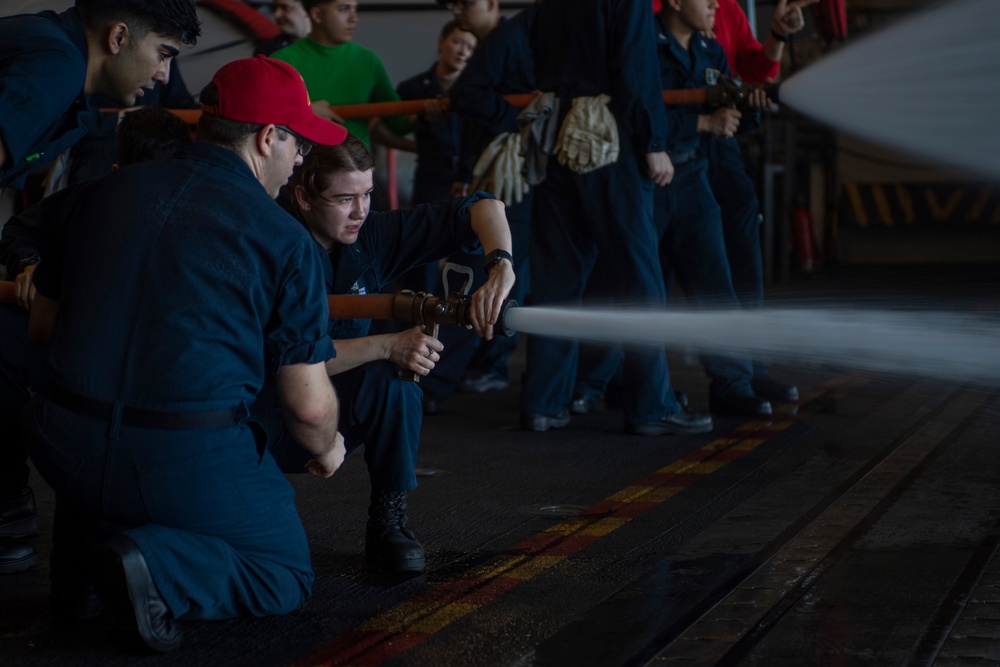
[627,409,713,436]
[366,490,425,573]
[521,410,571,432]
[570,395,598,415]
[459,372,510,393]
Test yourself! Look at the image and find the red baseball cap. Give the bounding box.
[202,55,347,146]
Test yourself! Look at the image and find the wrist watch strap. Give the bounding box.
[484,248,513,271]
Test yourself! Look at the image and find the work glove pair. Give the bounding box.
[471,132,529,205]
[554,94,620,174]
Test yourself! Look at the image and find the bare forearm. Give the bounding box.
[323,335,390,375]
[762,34,785,62]
[277,363,340,457]
[285,400,339,456]
[469,199,513,257]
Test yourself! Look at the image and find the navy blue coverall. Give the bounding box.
[654,23,757,399]
[523,0,683,426]
[252,193,491,493]
[422,6,536,400]
[573,19,758,405]
[706,134,766,354]
[24,143,333,620]
[0,8,95,189]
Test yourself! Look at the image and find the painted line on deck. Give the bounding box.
[295,378,855,667]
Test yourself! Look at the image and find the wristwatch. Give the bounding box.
[484,248,513,271]
[483,248,513,272]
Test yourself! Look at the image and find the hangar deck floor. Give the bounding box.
[3,265,1000,666]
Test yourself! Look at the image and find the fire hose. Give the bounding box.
[0,281,517,333]
[119,80,765,125]
[0,280,518,380]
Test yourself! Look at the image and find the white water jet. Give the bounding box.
[780,0,1000,179]
[505,306,1000,384]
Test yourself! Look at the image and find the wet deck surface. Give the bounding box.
[3,265,1000,666]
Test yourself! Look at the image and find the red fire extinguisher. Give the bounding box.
[792,200,816,273]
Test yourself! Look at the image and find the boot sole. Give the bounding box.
[366,553,426,573]
[0,548,39,574]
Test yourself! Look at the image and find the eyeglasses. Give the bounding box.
[276,126,314,157]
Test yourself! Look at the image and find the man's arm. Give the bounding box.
[276,361,344,478]
[0,136,7,171]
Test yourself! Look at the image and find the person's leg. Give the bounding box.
[25,395,314,626]
[334,363,425,572]
[254,367,426,573]
[709,139,798,402]
[0,304,47,573]
[663,161,768,416]
[584,147,700,432]
[521,162,595,429]
[571,343,623,413]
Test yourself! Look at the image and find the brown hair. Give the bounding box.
[288,135,374,217]
[440,18,466,40]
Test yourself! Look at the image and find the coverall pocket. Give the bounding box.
[136,452,251,532]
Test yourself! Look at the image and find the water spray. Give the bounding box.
[779,0,1000,180]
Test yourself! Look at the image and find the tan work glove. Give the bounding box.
[471,132,529,205]
[554,94,620,174]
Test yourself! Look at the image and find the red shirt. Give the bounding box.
[712,0,781,83]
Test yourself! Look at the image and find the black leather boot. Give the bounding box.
[0,538,38,574]
[365,490,425,573]
[0,487,38,539]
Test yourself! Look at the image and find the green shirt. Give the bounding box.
[272,37,411,147]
